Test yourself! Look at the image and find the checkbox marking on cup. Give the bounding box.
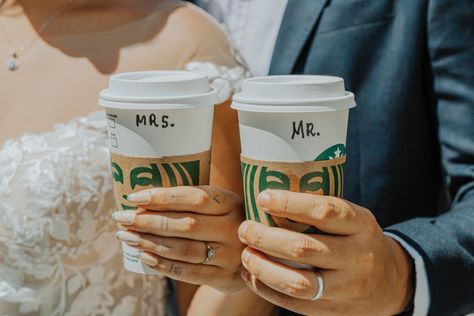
[107,114,117,128]
[108,117,116,128]
[110,136,118,148]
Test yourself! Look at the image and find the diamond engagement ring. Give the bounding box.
[311,271,325,301]
[202,242,215,265]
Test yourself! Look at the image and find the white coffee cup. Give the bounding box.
[100,71,218,274]
[232,75,356,269]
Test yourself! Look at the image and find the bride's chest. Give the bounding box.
[0,51,102,141]
[0,44,150,144]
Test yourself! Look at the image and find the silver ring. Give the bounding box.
[201,242,215,265]
[311,271,325,301]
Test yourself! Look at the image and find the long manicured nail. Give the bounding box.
[238,221,249,239]
[139,252,158,267]
[112,211,136,225]
[257,191,270,209]
[127,191,151,205]
[241,249,251,264]
[115,231,141,246]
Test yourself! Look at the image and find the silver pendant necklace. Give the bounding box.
[6,51,19,71]
[0,0,80,72]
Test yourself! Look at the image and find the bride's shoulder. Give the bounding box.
[167,2,226,34]
[150,2,237,67]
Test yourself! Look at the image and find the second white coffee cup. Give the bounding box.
[232,75,356,269]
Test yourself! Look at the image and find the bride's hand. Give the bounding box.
[112,186,245,293]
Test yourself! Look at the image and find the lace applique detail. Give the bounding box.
[0,112,167,316]
[185,62,249,102]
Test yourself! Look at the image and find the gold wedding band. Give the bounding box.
[311,271,325,301]
[201,242,215,265]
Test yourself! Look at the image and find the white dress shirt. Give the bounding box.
[196,0,288,76]
[199,1,430,314]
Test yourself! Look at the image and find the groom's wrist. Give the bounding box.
[400,258,416,315]
[386,236,416,314]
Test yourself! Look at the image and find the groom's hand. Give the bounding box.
[238,190,414,315]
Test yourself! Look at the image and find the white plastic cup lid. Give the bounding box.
[99,71,218,109]
[232,75,356,112]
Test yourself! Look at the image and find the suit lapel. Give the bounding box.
[269,0,329,75]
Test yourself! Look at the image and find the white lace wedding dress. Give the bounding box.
[0,64,248,316]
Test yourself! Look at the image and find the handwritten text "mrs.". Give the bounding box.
[136,114,175,128]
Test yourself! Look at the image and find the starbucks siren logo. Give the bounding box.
[314,144,346,161]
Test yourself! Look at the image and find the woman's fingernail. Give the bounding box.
[115,231,141,246]
[112,211,136,225]
[242,249,251,264]
[139,252,158,267]
[238,222,249,239]
[257,191,270,208]
[127,191,151,205]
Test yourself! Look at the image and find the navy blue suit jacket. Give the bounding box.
[270,0,474,315]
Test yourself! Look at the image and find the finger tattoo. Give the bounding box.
[212,193,221,204]
[160,216,169,231]
[169,263,183,276]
